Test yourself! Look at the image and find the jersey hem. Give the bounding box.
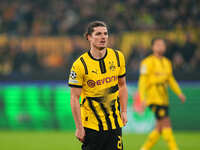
[118,73,126,78]
[68,84,82,88]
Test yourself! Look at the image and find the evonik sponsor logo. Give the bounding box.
[87,75,117,88]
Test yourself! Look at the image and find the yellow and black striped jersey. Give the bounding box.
[138,55,182,106]
[68,48,126,131]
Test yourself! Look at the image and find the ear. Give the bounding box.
[87,34,92,41]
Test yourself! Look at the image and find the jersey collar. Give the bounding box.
[88,49,108,61]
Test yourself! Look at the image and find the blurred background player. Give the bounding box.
[138,37,186,150]
[69,21,128,150]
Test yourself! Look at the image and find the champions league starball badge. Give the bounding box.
[70,71,77,79]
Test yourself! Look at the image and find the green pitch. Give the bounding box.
[0,131,199,150]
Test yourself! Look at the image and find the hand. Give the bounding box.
[75,127,85,143]
[178,94,186,103]
[121,111,128,126]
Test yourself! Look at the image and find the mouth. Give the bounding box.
[100,41,106,44]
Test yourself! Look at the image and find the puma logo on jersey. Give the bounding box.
[92,70,97,74]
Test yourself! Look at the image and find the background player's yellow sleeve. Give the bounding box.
[138,74,147,101]
[138,60,150,101]
[118,51,126,77]
[168,74,182,96]
[168,61,182,96]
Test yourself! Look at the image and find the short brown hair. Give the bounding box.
[84,21,107,40]
[151,37,166,46]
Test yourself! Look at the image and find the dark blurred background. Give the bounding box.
[0,0,199,81]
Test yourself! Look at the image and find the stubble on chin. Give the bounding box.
[99,47,106,50]
[94,45,106,51]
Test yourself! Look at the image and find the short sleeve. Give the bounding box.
[68,60,84,88]
[118,51,126,78]
[139,60,150,75]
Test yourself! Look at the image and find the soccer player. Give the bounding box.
[68,21,128,150]
[138,38,186,150]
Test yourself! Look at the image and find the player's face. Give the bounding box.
[152,39,166,56]
[88,26,108,50]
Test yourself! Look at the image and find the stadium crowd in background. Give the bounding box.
[0,0,199,35]
[127,33,199,75]
[0,0,200,79]
[0,36,199,78]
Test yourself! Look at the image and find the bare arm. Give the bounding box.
[118,76,128,125]
[70,87,85,142]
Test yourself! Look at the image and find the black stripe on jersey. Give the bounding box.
[87,85,119,100]
[108,84,119,93]
[87,96,104,103]
[80,98,86,106]
[80,57,88,74]
[99,103,112,130]
[117,97,120,112]
[99,59,106,74]
[114,50,120,67]
[88,100,103,131]
[68,84,82,88]
[111,99,120,129]
[87,84,119,103]
[118,73,126,78]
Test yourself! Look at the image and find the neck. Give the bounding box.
[90,47,107,59]
[153,53,163,59]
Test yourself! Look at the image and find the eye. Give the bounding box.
[95,32,101,35]
[104,32,108,35]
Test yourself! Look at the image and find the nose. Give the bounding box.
[101,34,107,39]
[101,34,105,38]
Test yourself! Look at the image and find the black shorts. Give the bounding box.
[82,128,123,150]
[149,104,169,120]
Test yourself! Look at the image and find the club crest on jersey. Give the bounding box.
[87,75,118,88]
[109,61,116,71]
